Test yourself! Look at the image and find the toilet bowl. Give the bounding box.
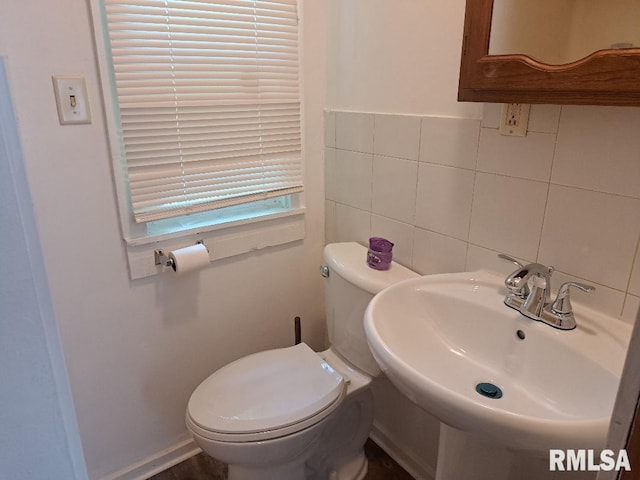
[185,242,418,480]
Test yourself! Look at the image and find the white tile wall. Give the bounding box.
[374,114,421,161]
[527,104,562,133]
[414,163,474,240]
[324,106,640,321]
[324,147,336,201]
[335,111,374,153]
[334,202,370,246]
[333,149,372,211]
[371,214,414,267]
[371,156,418,223]
[539,185,640,291]
[630,248,640,296]
[324,111,336,148]
[412,228,467,275]
[469,173,548,260]
[623,296,640,324]
[419,117,480,169]
[477,129,555,182]
[552,107,640,199]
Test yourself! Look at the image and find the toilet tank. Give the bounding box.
[323,243,418,376]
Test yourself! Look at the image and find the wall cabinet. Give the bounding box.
[458,0,640,105]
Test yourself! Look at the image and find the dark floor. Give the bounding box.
[150,438,415,480]
[362,440,416,480]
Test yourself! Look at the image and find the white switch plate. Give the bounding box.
[52,75,91,125]
[499,103,530,137]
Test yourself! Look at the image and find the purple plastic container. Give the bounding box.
[367,237,394,270]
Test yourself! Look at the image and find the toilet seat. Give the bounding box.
[187,343,346,442]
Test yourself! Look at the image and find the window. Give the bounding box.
[98,0,302,222]
[92,0,305,278]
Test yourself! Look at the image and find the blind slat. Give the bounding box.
[104,0,301,222]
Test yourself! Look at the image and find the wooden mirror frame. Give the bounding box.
[458,0,640,105]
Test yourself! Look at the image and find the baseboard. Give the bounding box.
[370,423,436,480]
[99,438,201,480]
[100,423,431,480]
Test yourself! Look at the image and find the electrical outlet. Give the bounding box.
[499,103,530,137]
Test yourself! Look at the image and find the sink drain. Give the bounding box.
[476,382,503,399]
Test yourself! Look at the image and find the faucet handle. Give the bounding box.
[551,281,595,316]
[498,253,524,269]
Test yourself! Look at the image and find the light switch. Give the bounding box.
[52,75,91,125]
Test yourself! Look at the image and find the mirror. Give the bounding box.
[489,0,640,65]
[489,0,640,66]
[458,0,640,105]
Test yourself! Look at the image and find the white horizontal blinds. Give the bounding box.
[104,0,302,222]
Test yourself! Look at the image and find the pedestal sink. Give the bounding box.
[364,271,631,480]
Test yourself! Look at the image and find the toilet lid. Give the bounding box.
[187,343,345,437]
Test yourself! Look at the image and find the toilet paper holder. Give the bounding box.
[154,241,206,268]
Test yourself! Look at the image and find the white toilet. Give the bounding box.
[185,242,418,480]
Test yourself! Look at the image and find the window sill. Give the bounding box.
[124,208,305,280]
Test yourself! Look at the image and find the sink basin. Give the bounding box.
[364,270,631,453]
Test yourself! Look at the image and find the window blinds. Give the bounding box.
[103,0,302,223]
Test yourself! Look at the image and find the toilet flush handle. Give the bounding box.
[320,265,330,278]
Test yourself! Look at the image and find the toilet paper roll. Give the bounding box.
[168,244,209,274]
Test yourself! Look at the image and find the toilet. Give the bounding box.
[185,242,418,480]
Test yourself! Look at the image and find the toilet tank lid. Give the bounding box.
[323,242,418,295]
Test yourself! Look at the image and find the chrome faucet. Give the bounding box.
[498,254,594,330]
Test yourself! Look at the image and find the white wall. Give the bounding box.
[326,0,481,119]
[0,1,327,478]
[0,58,87,480]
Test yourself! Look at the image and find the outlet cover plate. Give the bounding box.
[499,103,530,137]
